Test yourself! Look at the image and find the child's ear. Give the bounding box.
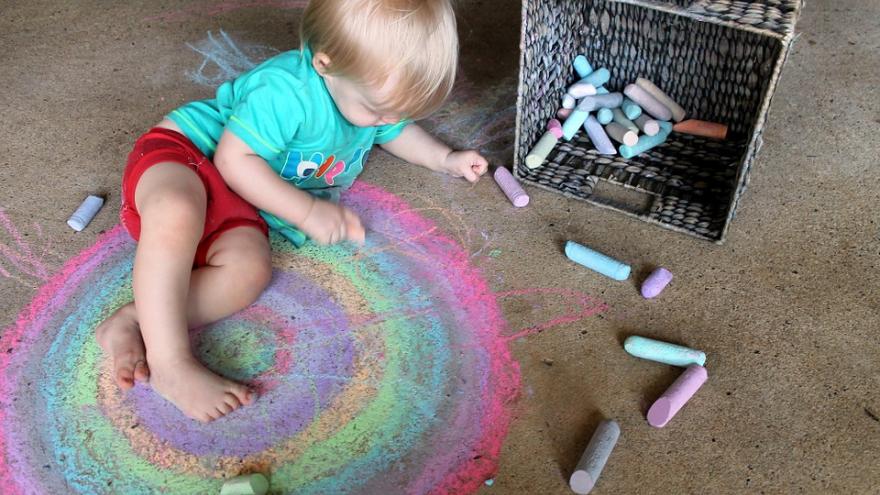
[312,52,332,75]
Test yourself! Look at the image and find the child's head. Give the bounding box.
[302,0,458,126]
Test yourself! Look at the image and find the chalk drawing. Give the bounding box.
[0,208,60,285]
[145,0,308,23]
[186,30,280,86]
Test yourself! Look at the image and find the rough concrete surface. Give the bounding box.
[0,0,878,493]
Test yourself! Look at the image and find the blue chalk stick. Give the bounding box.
[583,115,617,155]
[573,55,593,79]
[624,335,706,367]
[578,68,610,89]
[562,108,590,141]
[621,98,642,120]
[619,121,672,159]
[597,107,613,125]
[565,240,631,281]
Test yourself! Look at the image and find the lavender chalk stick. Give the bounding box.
[220,473,269,495]
[647,365,708,428]
[570,420,620,494]
[624,335,706,367]
[494,167,529,207]
[597,108,614,125]
[621,98,642,120]
[634,114,660,136]
[619,121,672,159]
[67,195,104,232]
[624,84,673,121]
[565,240,631,281]
[641,267,673,298]
[635,78,686,122]
[577,93,624,112]
[584,115,617,155]
[611,108,639,133]
[604,122,638,146]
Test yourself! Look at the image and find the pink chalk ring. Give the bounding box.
[641,267,673,298]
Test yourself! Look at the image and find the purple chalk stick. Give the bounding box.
[583,115,617,155]
[647,364,708,428]
[494,166,529,207]
[641,267,673,298]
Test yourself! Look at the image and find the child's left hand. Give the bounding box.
[441,150,489,183]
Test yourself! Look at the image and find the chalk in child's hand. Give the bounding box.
[494,166,529,207]
[634,114,660,136]
[577,93,623,112]
[604,122,638,146]
[641,267,673,298]
[562,93,577,109]
[578,68,611,89]
[565,240,631,281]
[673,119,728,140]
[525,120,563,169]
[647,365,708,428]
[67,195,105,232]
[619,121,672,159]
[584,116,617,155]
[569,419,620,494]
[220,473,269,495]
[568,82,597,98]
[596,108,613,125]
[635,77,686,122]
[573,55,593,78]
[624,84,673,121]
[621,98,642,120]
[624,335,706,367]
[611,108,639,133]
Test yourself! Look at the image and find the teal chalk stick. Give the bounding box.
[619,121,672,159]
[621,98,642,120]
[562,108,590,141]
[578,68,610,89]
[565,241,631,281]
[574,55,593,78]
[597,107,613,125]
[624,335,706,367]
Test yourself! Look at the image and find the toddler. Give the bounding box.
[96,0,489,422]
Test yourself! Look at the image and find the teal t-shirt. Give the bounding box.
[168,46,409,246]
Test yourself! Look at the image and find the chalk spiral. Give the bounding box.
[0,182,519,494]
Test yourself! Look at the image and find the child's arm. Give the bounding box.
[214,130,365,245]
[379,124,489,183]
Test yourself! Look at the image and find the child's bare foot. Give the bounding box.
[148,355,254,422]
[96,304,150,390]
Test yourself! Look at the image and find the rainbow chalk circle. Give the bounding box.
[568,82,597,98]
[569,420,620,495]
[220,473,269,495]
[562,108,590,141]
[611,109,639,133]
[604,122,638,147]
[562,93,577,109]
[494,166,529,207]
[623,84,673,121]
[525,119,563,169]
[647,365,708,428]
[620,121,673,159]
[633,114,660,136]
[583,116,617,155]
[67,195,104,232]
[641,267,673,298]
[635,78,686,122]
[565,240,631,281]
[621,98,642,120]
[673,119,729,140]
[624,335,706,367]
[577,93,624,112]
[596,108,613,125]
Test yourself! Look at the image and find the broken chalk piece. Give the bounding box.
[584,115,617,155]
[525,120,563,169]
[673,119,729,140]
[220,473,269,495]
[578,68,611,89]
[634,114,660,136]
[565,240,631,281]
[568,82,597,98]
[624,84,673,121]
[621,98,642,120]
[635,77,686,122]
[619,121,672,159]
[624,335,706,367]
[569,419,620,495]
[67,195,105,232]
[604,122,638,146]
[577,93,623,112]
[647,365,708,428]
[641,267,673,298]
[494,166,529,207]
[611,108,639,133]
[562,93,577,109]
[562,108,590,141]
[597,107,614,125]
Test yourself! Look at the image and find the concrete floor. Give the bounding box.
[1,0,878,493]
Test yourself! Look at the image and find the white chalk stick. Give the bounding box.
[568,82,597,98]
[634,114,660,136]
[67,195,104,232]
[562,93,576,109]
[570,419,620,494]
[604,122,638,146]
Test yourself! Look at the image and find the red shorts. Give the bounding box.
[120,127,268,267]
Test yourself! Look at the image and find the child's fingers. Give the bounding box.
[343,209,366,244]
[473,161,489,176]
[462,166,479,183]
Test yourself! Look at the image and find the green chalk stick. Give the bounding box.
[220,474,269,495]
[624,335,706,367]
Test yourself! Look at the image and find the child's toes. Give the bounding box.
[224,393,243,410]
[229,384,254,406]
[133,360,150,382]
[115,364,135,390]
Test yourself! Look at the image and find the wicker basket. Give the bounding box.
[514,0,802,243]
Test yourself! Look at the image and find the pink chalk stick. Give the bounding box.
[647,365,708,428]
[641,267,673,298]
[548,119,563,139]
[557,107,573,120]
[494,167,529,207]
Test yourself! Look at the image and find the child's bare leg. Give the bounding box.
[104,162,267,422]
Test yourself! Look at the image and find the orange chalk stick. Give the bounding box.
[672,120,728,140]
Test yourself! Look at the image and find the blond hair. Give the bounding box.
[301,0,458,120]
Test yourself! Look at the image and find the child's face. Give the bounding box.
[313,53,402,128]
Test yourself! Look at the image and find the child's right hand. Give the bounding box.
[300,198,366,245]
